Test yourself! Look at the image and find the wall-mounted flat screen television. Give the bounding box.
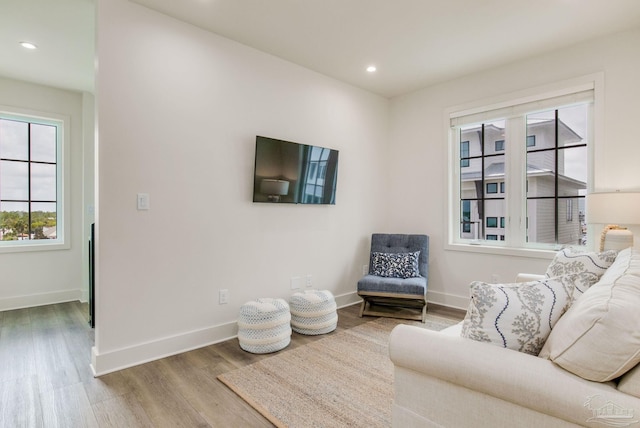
[253,136,339,204]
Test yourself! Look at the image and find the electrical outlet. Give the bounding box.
[291,276,303,289]
[305,275,312,288]
[137,193,150,210]
[362,264,369,275]
[219,289,229,304]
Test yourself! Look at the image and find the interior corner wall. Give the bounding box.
[93,0,389,374]
[81,92,96,303]
[0,77,85,310]
[388,27,640,309]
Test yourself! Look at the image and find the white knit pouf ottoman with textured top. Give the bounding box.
[289,290,338,335]
[237,298,291,354]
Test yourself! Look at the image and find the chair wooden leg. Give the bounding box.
[359,299,366,318]
[421,302,427,323]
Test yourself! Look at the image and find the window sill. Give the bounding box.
[0,241,70,254]
[444,241,558,260]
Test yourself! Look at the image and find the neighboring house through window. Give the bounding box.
[460,141,469,167]
[448,77,597,251]
[301,145,338,204]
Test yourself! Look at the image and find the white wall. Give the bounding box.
[0,77,86,310]
[93,0,389,374]
[388,28,640,308]
[81,92,96,304]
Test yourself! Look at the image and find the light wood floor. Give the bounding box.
[0,301,464,427]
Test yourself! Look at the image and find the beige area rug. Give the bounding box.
[218,315,457,428]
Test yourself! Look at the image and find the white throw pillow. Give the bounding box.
[545,247,617,300]
[540,248,640,382]
[460,276,574,355]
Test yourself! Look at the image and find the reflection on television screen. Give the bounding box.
[253,136,339,205]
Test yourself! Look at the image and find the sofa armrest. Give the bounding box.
[516,273,546,282]
[389,325,640,426]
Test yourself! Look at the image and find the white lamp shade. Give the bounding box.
[260,179,289,196]
[587,192,640,225]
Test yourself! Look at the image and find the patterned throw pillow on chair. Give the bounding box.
[461,276,576,355]
[545,248,617,301]
[371,251,420,279]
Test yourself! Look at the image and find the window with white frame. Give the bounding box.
[449,83,594,251]
[0,111,65,249]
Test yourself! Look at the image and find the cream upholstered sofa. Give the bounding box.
[389,247,640,427]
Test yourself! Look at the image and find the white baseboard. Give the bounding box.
[334,290,361,308]
[426,290,468,311]
[89,289,466,377]
[0,289,82,312]
[79,289,89,303]
[92,290,364,377]
[91,320,239,377]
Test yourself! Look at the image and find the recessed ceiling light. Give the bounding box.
[366,65,377,73]
[20,41,37,50]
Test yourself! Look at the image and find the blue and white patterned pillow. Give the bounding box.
[545,248,617,301]
[461,276,576,355]
[371,251,420,279]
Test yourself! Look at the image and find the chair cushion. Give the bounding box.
[460,276,574,355]
[357,274,426,296]
[618,363,640,399]
[371,251,420,279]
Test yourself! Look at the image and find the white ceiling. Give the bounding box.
[0,0,95,93]
[3,0,640,97]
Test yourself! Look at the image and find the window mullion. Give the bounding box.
[504,116,525,247]
[480,124,485,241]
[554,109,560,244]
[28,123,32,240]
[451,127,463,243]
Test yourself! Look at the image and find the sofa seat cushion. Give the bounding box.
[460,276,574,355]
[540,248,640,382]
[618,363,640,398]
[390,325,628,428]
[441,321,463,337]
[357,274,426,296]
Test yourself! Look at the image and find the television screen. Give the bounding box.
[253,136,339,204]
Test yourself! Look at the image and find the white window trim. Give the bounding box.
[443,73,604,259]
[0,106,70,253]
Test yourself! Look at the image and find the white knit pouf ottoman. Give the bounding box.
[289,290,338,335]
[237,298,292,354]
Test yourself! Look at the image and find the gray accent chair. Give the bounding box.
[357,233,429,323]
